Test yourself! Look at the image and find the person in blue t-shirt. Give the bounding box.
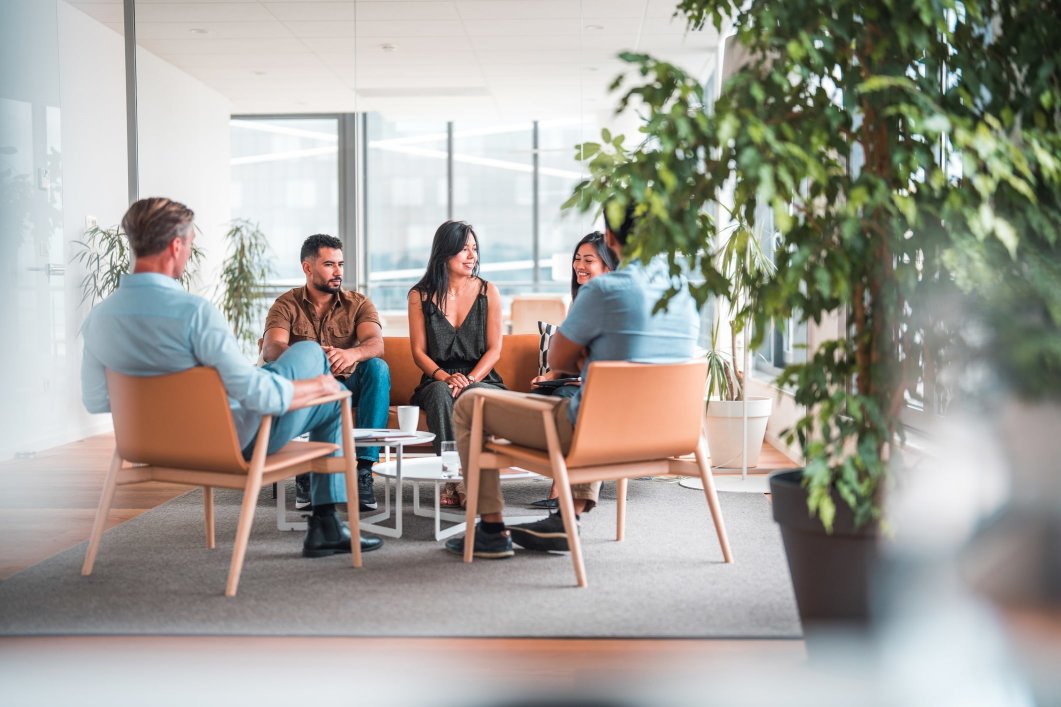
[446,204,699,559]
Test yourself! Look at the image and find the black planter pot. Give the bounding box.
[769,469,880,625]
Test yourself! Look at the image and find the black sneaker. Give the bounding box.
[294,473,312,510]
[444,524,514,559]
[529,497,559,510]
[358,468,378,512]
[509,512,577,552]
[302,514,383,557]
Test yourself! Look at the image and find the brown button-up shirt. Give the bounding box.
[264,286,381,376]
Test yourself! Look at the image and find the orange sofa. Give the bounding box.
[379,334,540,431]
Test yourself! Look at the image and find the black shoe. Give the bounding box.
[358,468,378,512]
[294,474,312,510]
[510,512,577,552]
[303,514,383,557]
[444,524,514,559]
[529,497,559,510]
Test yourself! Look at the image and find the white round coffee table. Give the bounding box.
[371,456,543,541]
[275,429,434,533]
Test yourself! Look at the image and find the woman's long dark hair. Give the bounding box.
[570,231,618,299]
[411,220,481,312]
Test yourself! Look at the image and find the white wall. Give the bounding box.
[135,47,231,296]
[0,2,233,460]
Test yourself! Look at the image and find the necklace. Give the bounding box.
[447,279,469,299]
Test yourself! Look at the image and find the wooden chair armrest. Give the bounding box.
[473,388,555,413]
[302,390,352,407]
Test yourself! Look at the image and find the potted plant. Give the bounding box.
[702,223,775,471]
[73,223,203,305]
[566,0,1052,625]
[214,219,274,358]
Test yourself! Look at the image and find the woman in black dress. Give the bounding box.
[408,220,505,507]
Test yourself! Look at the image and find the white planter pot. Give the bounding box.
[703,397,773,469]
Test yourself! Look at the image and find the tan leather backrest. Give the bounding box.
[381,337,423,406]
[493,334,538,394]
[510,296,568,334]
[382,334,539,405]
[106,367,249,474]
[565,360,707,468]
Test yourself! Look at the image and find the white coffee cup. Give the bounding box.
[397,405,419,434]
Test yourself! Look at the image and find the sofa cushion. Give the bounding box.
[381,334,539,408]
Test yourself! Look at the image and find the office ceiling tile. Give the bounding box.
[134,2,275,22]
[579,0,648,19]
[63,0,725,118]
[132,20,292,39]
[455,1,580,21]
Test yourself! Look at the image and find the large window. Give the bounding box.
[364,116,448,311]
[231,114,605,321]
[363,115,597,312]
[230,117,339,284]
[538,120,603,294]
[452,121,534,287]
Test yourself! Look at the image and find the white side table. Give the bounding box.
[371,456,543,541]
[275,429,434,532]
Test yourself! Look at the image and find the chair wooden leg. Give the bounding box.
[226,417,272,597]
[695,438,733,563]
[616,478,627,542]
[544,411,586,588]
[226,473,263,597]
[463,397,485,564]
[340,399,361,569]
[81,450,123,576]
[203,486,215,549]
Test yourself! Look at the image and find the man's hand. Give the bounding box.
[322,345,359,374]
[288,373,343,411]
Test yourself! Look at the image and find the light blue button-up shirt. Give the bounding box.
[558,258,699,423]
[81,272,294,447]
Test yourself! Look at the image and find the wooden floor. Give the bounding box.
[0,432,804,686]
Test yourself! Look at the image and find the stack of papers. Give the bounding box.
[352,429,422,443]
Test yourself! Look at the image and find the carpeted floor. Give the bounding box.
[0,477,801,638]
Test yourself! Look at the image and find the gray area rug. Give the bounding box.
[0,476,801,638]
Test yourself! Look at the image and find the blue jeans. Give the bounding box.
[241,341,346,506]
[340,356,391,464]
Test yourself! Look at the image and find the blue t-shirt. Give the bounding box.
[557,258,699,423]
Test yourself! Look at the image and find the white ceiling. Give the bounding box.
[65,0,722,120]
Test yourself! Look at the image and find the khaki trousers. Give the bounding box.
[453,389,600,516]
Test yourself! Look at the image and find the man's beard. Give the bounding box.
[312,276,341,294]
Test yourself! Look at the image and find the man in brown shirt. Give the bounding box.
[263,234,391,513]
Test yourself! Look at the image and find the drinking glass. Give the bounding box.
[440,441,460,476]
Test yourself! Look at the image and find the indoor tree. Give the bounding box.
[215,219,274,356]
[565,0,1059,530]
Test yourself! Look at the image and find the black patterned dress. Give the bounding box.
[411,280,506,454]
